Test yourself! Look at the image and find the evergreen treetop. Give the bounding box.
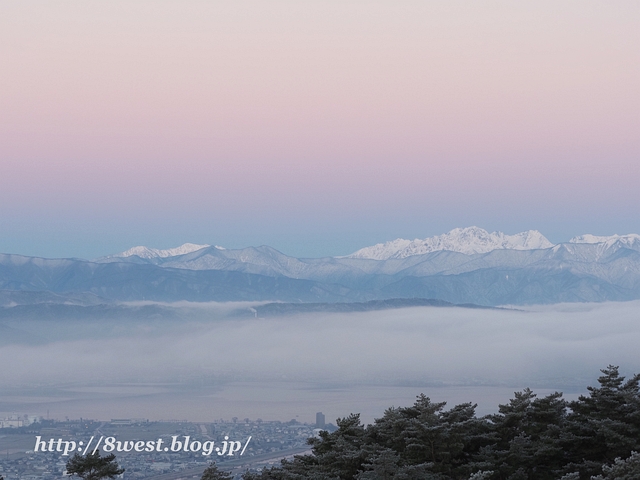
[65,451,125,480]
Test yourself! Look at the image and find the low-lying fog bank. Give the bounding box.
[1,301,638,422]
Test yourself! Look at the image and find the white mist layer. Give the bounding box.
[1,302,639,388]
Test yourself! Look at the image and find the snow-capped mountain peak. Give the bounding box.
[346,227,554,260]
[569,233,640,245]
[569,233,640,252]
[109,243,211,259]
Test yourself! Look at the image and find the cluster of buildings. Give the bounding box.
[0,414,42,429]
[0,414,335,479]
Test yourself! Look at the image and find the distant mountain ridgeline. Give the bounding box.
[236,298,497,318]
[1,227,640,306]
[0,298,493,328]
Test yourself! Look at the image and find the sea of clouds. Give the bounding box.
[2,301,639,389]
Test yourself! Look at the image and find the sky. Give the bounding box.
[1,1,638,259]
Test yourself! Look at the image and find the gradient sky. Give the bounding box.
[1,1,638,259]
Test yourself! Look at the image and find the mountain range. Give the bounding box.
[2,227,640,306]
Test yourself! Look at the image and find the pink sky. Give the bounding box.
[1,1,638,258]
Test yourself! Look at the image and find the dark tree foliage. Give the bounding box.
[65,451,125,480]
[477,389,568,479]
[562,365,640,479]
[591,451,640,479]
[369,394,491,478]
[241,366,640,480]
[201,462,234,480]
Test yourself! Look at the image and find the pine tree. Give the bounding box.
[240,366,640,480]
[478,388,567,479]
[308,413,369,479]
[201,462,234,480]
[370,394,490,478]
[591,451,640,479]
[355,448,400,480]
[65,451,125,480]
[564,365,640,478]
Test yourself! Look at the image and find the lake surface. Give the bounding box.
[0,381,584,425]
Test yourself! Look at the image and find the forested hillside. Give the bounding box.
[240,366,640,480]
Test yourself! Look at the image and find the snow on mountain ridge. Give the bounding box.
[112,243,210,259]
[570,234,640,246]
[568,233,640,258]
[98,230,640,265]
[347,227,554,260]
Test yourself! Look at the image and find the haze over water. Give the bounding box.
[1,302,638,424]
